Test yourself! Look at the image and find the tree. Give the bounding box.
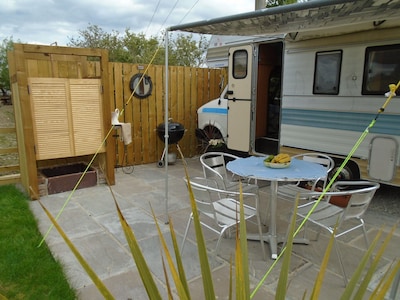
[122,30,164,65]
[68,24,127,62]
[168,33,209,67]
[0,26,208,91]
[67,24,209,67]
[0,37,16,91]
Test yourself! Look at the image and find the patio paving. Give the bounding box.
[29,156,400,299]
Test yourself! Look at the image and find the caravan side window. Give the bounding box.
[362,44,400,95]
[313,50,342,95]
[232,50,248,79]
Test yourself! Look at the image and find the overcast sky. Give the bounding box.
[1,0,256,46]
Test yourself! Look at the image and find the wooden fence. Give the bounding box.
[0,126,20,184]
[109,63,226,167]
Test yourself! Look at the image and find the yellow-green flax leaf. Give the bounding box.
[38,201,115,300]
[168,216,191,297]
[238,182,250,299]
[276,197,298,300]
[161,255,174,300]
[150,207,189,300]
[229,256,233,300]
[354,224,397,299]
[235,226,245,299]
[183,166,216,299]
[371,259,400,299]
[340,227,382,300]
[112,197,162,300]
[310,222,338,299]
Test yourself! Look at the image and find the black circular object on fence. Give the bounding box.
[129,73,153,99]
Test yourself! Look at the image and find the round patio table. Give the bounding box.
[226,155,327,259]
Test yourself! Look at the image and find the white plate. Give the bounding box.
[264,161,291,168]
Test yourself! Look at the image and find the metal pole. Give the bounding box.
[164,31,169,224]
[255,0,265,10]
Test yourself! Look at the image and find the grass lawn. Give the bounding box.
[0,184,76,299]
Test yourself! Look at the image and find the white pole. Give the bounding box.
[164,31,169,224]
[255,0,264,10]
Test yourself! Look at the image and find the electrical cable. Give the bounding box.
[145,0,162,36]
[178,0,200,25]
[157,0,180,36]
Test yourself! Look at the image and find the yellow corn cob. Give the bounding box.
[272,153,291,163]
[277,156,291,163]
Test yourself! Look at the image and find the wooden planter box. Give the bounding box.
[39,163,97,195]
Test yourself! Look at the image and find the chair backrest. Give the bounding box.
[330,181,380,222]
[301,181,380,226]
[199,152,240,189]
[184,176,259,227]
[184,177,219,224]
[293,152,334,172]
[293,153,335,187]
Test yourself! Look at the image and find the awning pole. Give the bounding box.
[164,31,169,224]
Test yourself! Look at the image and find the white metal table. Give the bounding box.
[226,156,327,259]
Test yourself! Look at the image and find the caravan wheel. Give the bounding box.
[330,159,360,181]
[196,126,224,153]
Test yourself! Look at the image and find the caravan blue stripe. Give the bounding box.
[202,107,228,114]
[281,108,400,136]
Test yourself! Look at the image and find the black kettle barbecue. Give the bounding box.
[156,120,185,167]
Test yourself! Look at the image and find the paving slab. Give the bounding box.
[29,157,400,299]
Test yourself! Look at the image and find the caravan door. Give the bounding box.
[227,45,253,152]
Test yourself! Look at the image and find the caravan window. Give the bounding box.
[313,50,342,95]
[232,50,248,79]
[362,44,400,95]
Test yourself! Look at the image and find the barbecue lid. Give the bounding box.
[157,121,185,132]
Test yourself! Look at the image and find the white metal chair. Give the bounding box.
[200,152,258,193]
[277,153,334,201]
[286,181,380,285]
[181,177,266,259]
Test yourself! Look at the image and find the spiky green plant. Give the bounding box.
[35,154,399,300]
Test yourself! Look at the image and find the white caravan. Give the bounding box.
[169,0,400,186]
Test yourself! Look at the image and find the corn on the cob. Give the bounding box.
[271,153,291,163]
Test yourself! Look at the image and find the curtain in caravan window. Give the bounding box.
[233,50,248,79]
[313,50,342,95]
[362,44,400,95]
